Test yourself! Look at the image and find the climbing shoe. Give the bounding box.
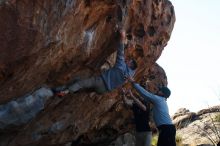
[52,85,70,97]
[56,90,69,97]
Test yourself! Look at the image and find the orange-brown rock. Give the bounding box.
[0,0,175,145]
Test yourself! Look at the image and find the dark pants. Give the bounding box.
[135,131,152,146]
[157,124,176,146]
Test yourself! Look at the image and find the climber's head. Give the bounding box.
[126,59,137,70]
[158,86,171,98]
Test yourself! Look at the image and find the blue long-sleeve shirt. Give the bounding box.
[132,83,173,127]
[101,43,135,91]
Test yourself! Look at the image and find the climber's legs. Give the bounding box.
[135,131,152,146]
[157,125,176,146]
[68,76,107,94]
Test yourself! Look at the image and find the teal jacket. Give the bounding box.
[101,43,135,91]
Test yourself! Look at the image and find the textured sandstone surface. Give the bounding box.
[0,0,175,145]
[174,106,220,146]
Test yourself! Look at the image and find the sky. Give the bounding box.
[157,0,220,115]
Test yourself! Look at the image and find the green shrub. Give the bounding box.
[151,134,183,146]
[214,113,220,122]
[151,135,158,146]
[176,134,183,145]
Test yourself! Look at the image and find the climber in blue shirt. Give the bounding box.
[127,76,176,146]
[53,30,137,96]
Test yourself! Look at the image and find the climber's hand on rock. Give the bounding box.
[120,87,126,95]
[120,29,127,44]
[126,76,135,83]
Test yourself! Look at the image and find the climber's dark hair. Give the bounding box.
[159,86,171,98]
[130,59,138,70]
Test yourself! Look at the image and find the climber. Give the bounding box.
[53,30,137,96]
[127,76,176,146]
[122,88,152,146]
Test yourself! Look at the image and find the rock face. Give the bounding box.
[173,105,220,146]
[0,0,175,146]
